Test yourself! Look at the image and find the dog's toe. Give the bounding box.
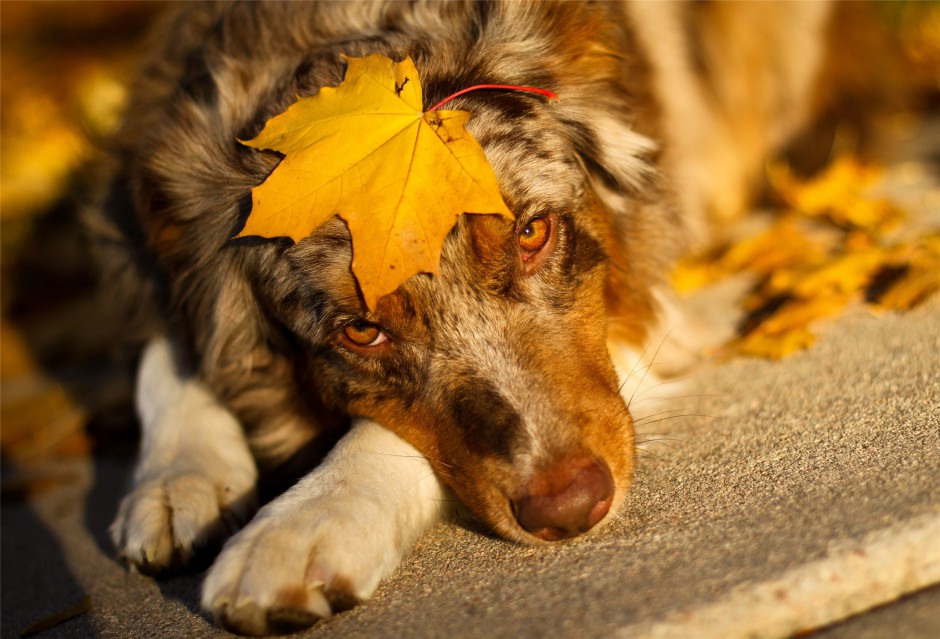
[266,603,325,635]
[112,471,255,574]
[201,506,388,635]
[202,522,336,635]
[216,592,330,637]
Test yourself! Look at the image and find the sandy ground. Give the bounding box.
[2,293,938,639]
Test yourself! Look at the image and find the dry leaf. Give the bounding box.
[670,219,827,293]
[877,235,940,310]
[768,157,903,232]
[239,54,512,309]
[675,152,936,360]
[20,595,92,637]
[670,258,721,294]
[759,294,855,336]
[735,325,816,360]
[720,219,827,276]
[790,247,889,298]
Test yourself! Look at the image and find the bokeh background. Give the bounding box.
[2,3,167,478]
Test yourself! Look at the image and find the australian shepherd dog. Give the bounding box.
[90,1,843,634]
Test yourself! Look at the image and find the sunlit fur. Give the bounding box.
[90,0,834,633]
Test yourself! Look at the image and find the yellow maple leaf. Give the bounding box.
[768,157,903,232]
[238,54,512,309]
[759,293,855,336]
[877,235,940,310]
[790,246,888,298]
[720,219,827,276]
[670,219,828,294]
[734,325,816,360]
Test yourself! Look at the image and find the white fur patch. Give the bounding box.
[608,286,694,421]
[111,338,258,572]
[590,114,659,190]
[201,418,447,635]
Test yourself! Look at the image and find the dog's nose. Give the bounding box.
[512,456,613,541]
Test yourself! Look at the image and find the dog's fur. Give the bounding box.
[89,1,840,634]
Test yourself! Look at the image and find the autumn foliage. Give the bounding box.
[673,157,940,359]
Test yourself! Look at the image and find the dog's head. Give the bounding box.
[282,176,633,543]
[265,157,632,544]
[115,2,682,544]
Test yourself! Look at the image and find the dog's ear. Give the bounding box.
[565,111,660,197]
[550,75,681,348]
[83,161,168,345]
[539,9,691,350]
[193,268,331,467]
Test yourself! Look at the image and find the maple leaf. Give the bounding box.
[238,54,513,309]
[877,235,940,310]
[768,157,904,232]
[672,152,939,360]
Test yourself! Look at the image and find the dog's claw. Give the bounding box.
[201,513,365,635]
[217,596,330,637]
[111,471,256,575]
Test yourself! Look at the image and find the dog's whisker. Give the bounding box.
[633,412,696,427]
[636,433,689,444]
[423,456,456,469]
[624,323,683,408]
[616,329,661,396]
[635,439,682,451]
[629,375,691,403]
[635,413,713,427]
[634,447,665,462]
[635,435,687,444]
[631,406,691,422]
[618,358,654,396]
[362,450,456,470]
[629,392,726,407]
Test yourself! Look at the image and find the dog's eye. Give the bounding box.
[518,217,550,257]
[342,322,388,348]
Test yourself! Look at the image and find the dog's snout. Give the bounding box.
[512,456,613,542]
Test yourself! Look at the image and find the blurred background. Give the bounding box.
[1,2,164,479]
[1,1,938,472]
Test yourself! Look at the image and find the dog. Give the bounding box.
[88,1,847,634]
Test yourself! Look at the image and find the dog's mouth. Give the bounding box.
[508,454,614,542]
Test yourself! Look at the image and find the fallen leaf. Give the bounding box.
[876,235,940,310]
[720,219,827,276]
[670,219,828,294]
[239,54,512,308]
[790,247,888,298]
[759,293,855,336]
[735,325,816,360]
[20,595,92,637]
[674,151,938,360]
[769,157,903,232]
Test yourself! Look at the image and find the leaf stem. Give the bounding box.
[427,84,558,113]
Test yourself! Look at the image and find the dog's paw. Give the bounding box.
[201,502,394,635]
[111,470,256,575]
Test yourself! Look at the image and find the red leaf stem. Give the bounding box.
[427,84,558,113]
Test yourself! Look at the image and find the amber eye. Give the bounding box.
[342,322,388,348]
[518,217,550,255]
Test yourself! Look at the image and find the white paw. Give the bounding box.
[111,468,256,574]
[201,495,401,635]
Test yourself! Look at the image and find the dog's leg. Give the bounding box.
[111,337,258,573]
[201,418,447,636]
